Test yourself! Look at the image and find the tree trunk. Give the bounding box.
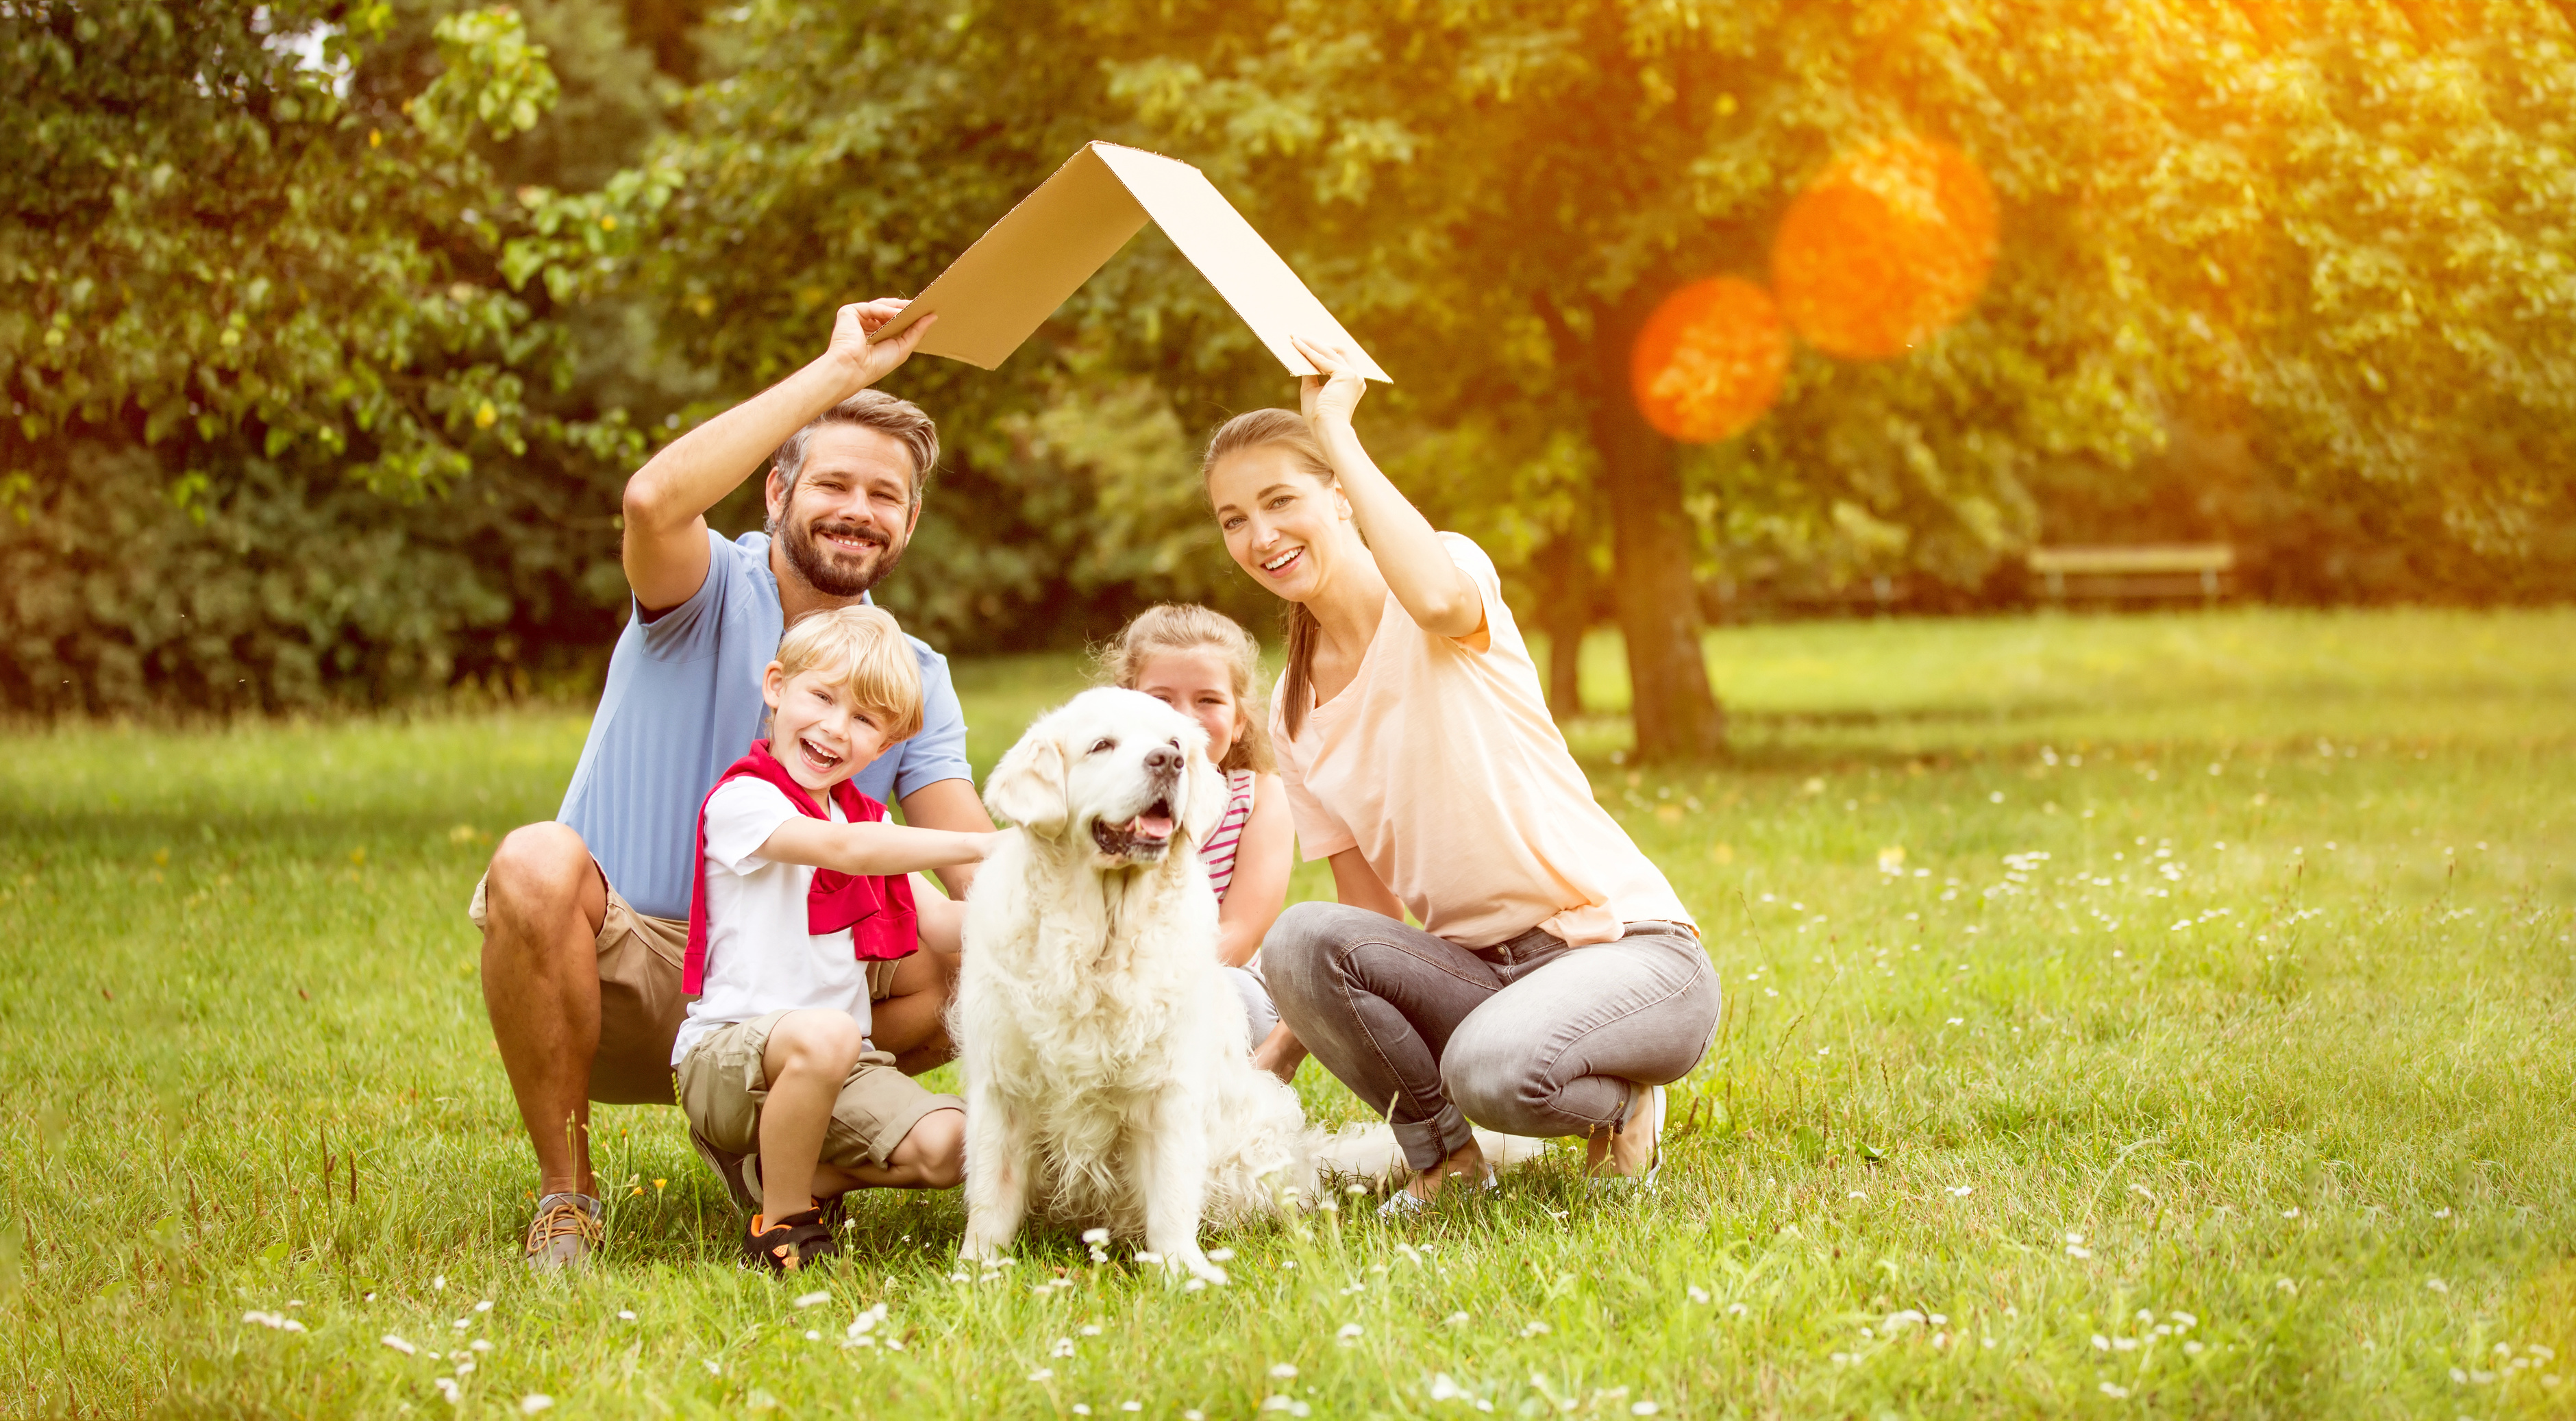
[1585,296,1726,760]
[1528,532,1592,719]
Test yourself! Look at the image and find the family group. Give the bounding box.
[473,300,1722,1272]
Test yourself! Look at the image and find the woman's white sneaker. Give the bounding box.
[1586,1083,1663,1191]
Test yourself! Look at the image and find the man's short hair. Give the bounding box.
[771,391,940,512]
[773,604,925,743]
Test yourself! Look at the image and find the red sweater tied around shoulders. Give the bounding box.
[683,739,918,994]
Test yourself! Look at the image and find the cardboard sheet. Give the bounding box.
[869,142,1389,382]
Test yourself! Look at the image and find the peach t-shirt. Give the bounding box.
[1271,533,1695,949]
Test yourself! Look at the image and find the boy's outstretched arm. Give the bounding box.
[758,819,1002,878]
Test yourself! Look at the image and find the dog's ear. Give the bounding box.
[985,730,1069,836]
[1179,730,1228,852]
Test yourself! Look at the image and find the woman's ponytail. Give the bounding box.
[1280,600,1320,739]
[1202,408,1337,740]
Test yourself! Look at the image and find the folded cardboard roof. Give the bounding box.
[868,141,1390,382]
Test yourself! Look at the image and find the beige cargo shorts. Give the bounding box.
[675,1011,963,1172]
[468,865,903,1105]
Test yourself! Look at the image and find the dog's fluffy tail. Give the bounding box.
[1308,1122,1553,1189]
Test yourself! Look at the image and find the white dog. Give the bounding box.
[954,688,1315,1282]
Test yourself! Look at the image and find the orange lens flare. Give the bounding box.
[1772,137,1998,361]
[1629,277,1790,444]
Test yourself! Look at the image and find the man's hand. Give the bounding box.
[830,299,937,394]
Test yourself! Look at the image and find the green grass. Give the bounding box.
[4,606,2573,1418]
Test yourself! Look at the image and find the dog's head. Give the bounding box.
[984,687,1227,867]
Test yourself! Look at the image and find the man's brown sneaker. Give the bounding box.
[524,1191,604,1272]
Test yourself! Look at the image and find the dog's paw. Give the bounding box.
[958,1235,1008,1265]
[1137,1247,1230,1286]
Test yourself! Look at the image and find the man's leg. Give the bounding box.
[814,1107,966,1193]
[478,823,609,1198]
[815,1053,969,1194]
[872,943,959,1076]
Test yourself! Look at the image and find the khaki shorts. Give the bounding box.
[468,866,904,1106]
[676,1011,963,1172]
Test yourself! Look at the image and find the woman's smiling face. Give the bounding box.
[1208,443,1346,604]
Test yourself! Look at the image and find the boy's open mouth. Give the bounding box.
[797,735,843,774]
[1090,797,1176,858]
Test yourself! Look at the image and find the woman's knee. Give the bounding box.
[1439,1015,1552,1127]
[1257,901,1367,1004]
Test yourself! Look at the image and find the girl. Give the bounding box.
[1209,336,1721,1208]
[1102,604,1304,1080]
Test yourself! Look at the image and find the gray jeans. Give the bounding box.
[1224,964,1278,1046]
[1262,902,1722,1172]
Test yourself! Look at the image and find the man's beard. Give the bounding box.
[778,513,904,598]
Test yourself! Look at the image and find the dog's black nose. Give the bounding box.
[1143,745,1182,774]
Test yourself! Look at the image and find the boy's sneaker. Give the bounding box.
[523,1191,604,1272]
[688,1128,851,1233]
[744,1206,837,1274]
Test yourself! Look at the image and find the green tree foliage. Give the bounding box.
[645,1,2571,754]
[1,0,685,710]
[631,0,1300,649]
[12,0,2570,723]
[2113,1,2576,552]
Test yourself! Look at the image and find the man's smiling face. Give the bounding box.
[767,423,920,598]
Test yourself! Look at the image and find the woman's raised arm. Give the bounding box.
[1292,336,1486,643]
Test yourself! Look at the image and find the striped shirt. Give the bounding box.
[1198,768,1257,901]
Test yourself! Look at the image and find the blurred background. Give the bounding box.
[5,0,2571,754]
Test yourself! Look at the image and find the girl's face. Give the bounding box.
[1208,445,1349,605]
[760,659,893,794]
[1132,647,1243,766]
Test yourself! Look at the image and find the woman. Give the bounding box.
[1209,336,1721,1206]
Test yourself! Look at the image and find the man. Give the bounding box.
[473,299,991,1270]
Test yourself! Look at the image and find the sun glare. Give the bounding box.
[1772,136,1998,360]
[1630,277,1791,444]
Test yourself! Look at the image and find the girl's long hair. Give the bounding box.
[1098,602,1274,774]
[1200,409,1337,740]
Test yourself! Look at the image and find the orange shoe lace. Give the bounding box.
[524,1197,604,1256]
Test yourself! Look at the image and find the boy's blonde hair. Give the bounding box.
[775,604,924,742]
[1098,603,1273,774]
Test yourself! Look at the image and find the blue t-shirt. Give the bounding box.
[556,529,974,921]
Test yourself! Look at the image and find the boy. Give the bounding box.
[675,604,998,1272]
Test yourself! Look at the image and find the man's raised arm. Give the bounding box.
[621,300,935,615]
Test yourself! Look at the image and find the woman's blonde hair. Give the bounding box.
[1200,408,1337,739]
[1099,603,1274,774]
[773,604,924,742]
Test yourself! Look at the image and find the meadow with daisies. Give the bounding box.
[3,605,2572,1419]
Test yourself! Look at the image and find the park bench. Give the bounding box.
[2027,543,2235,606]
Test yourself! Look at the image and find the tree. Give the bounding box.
[1100,0,2168,755]
[1,0,689,709]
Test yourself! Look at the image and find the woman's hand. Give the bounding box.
[1289,338,1485,644]
[1293,335,1369,430]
